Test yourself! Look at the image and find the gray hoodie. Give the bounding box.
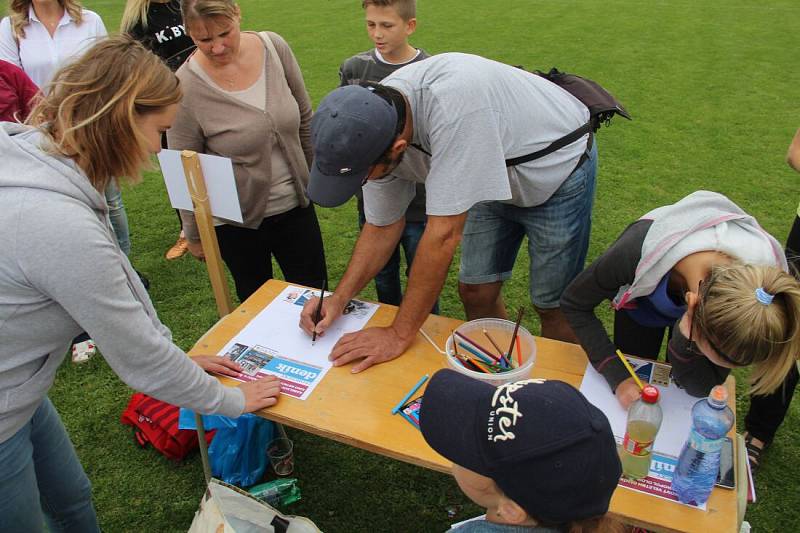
[612,190,787,309]
[0,123,244,443]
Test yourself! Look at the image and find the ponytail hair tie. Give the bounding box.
[755,287,774,305]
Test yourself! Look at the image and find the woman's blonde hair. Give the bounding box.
[180,0,238,27]
[695,263,800,395]
[8,0,84,39]
[119,0,151,34]
[26,35,181,191]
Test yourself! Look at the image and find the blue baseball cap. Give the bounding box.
[308,85,399,207]
[420,369,621,525]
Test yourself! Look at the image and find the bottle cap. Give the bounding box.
[708,384,729,407]
[641,385,659,403]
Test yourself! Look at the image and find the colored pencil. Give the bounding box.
[482,329,510,367]
[454,330,501,363]
[616,349,644,391]
[457,341,496,366]
[468,357,495,374]
[457,348,505,373]
[455,354,486,373]
[515,334,522,367]
[505,307,525,365]
[392,374,429,414]
[311,279,327,345]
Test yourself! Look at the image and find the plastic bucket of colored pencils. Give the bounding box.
[444,318,536,386]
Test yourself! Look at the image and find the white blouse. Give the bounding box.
[0,7,106,90]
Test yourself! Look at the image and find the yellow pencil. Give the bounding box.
[616,349,644,390]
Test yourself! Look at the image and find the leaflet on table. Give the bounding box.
[616,452,707,510]
[579,357,710,509]
[216,285,378,400]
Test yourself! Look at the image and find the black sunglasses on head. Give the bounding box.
[360,83,407,167]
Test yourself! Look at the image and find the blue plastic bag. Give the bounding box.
[178,409,238,431]
[180,409,275,487]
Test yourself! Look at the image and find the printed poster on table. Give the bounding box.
[579,357,708,509]
[216,285,378,400]
[615,452,706,510]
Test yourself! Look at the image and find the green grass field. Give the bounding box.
[47,1,800,531]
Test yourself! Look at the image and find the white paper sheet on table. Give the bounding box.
[156,149,243,223]
[580,358,696,458]
[216,285,378,400]
[580,357,710,509]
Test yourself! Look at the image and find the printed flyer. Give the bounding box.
[217,285,378,400]
[616,452,707,510]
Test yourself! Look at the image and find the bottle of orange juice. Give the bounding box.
[619,385,663,480]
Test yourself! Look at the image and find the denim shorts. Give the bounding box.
[459,143,597,308]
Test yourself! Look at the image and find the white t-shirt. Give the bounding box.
[0,7,106,90]
[364,53,590,226]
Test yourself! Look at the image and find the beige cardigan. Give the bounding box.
[167,31,313,241]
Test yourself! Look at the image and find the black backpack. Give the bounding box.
[505,67,631,167]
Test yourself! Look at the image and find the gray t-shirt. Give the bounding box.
[364,53,590,226]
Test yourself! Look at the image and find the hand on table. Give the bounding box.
[187,240,205,261]
[239,376,282,412]
[193,355,242,378]
[615,377,642,409]
[298,294,345,339]
[329,326,411,374]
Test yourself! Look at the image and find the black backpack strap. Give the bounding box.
[505,121,593,167]
[410,122,592,168]
[410,143,431,156]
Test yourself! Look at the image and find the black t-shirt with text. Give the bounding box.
[128,0,194,72]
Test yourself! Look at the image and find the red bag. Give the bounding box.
[120,393,214,461]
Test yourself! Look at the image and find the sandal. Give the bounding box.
[743,432,768,476]
[165,236,188,260]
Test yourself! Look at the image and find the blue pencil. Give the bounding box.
[391,374,429,415]
[457,341,495,365]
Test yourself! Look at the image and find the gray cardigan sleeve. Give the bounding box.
[19,197,245,417]
[268,32,313,169]
[561,220,653,391]
[167,65,206,242]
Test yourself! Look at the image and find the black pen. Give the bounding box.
[311,279,327,345]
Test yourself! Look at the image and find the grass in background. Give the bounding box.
[48,1,799,531]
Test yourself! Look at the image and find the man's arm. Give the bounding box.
[787,127,800,172]
[333,218,406,304]
[391,213,467,342]
[326,212,467,373]
[299,217,404,334]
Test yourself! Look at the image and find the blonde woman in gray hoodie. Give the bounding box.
[561,191,800,410]
[0,35,280,532]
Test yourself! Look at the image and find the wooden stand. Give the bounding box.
[180,150,233,318]
[181,150,233,483]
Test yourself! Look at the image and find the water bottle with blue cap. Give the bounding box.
[671,385,735,504]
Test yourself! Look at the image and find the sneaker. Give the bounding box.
[72,339,96,363]
[165,237,188,260]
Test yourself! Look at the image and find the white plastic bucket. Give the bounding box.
[444,318,536,386]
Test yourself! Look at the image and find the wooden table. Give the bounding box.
[189,279,739,533]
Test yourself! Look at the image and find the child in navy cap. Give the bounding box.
[420,369,623,532]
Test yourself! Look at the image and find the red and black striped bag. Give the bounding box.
[120,393,215,461]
